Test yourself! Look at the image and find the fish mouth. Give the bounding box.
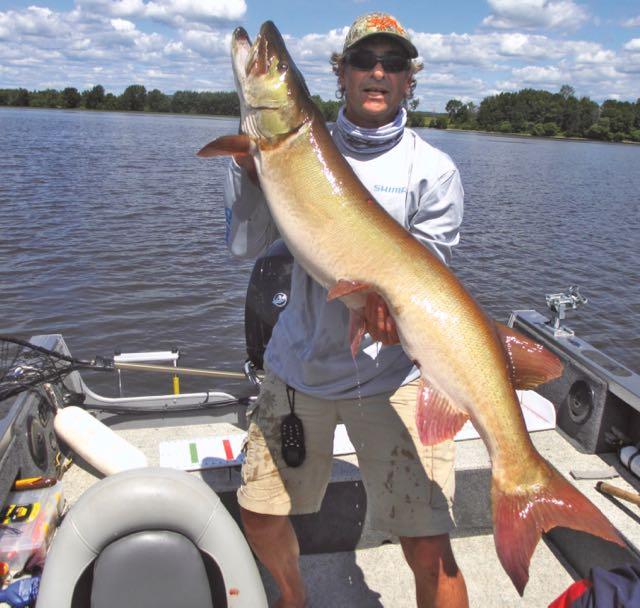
[243,20,287,78]
[230,21,310,137]
[231,27,251,90]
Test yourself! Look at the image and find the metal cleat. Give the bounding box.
[545,285,588,336]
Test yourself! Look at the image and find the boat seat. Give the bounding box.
[36,467,267,608]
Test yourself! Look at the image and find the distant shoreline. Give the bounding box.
[432,125,640,145]
[3,105,638,146]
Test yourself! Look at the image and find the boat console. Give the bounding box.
[510,288,640,454]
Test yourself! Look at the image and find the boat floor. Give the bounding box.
[61,422,640,607]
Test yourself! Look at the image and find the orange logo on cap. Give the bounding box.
[367,15,405,34]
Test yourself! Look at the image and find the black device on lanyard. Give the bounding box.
[281,385,305,467]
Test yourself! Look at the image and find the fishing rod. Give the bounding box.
[0,335,253,476]
[0,335,246,403]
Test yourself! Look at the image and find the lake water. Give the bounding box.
[1,107,638,397]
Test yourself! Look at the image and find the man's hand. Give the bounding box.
[364,293,400,345]
[234,154,260,188]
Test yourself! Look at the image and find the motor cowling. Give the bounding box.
[244,240,293,370]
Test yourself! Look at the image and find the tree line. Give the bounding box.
[0,84,346,122]
[439,85,640,142]
[2,83,639,142]
[0,85,242,116]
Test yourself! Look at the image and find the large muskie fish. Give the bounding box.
[198,21,625,594]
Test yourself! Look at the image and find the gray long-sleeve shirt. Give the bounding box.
[224,127,464,399]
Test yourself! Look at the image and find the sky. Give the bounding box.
[0,0,638,112]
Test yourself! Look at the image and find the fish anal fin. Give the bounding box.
[495,321,564,390]
[327,280,372,301]
[492,462,626,596]
[415,378,469,445]
[197,135,253,157]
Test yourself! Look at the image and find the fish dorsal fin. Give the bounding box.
[197,135,253,157]
[415,377,470,445]
[494,321,564,390]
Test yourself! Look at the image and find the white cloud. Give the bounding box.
[0,6,67,39]
[623,38,640,52]
[69,0,145,20]
[145,0,246,27]
[111,18,137,32]
[77,0,246,27]
[0,3,636,109]
[483,0,589,30]
[181,29,230,55]
[512,64,566,84]
[622,16,640,28]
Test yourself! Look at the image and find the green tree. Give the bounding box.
[102,93,118,111]
[577,97,599,135]
[171,90,199,113]
[311,95,340,122]
[600,100,635,135]
[11,88,30,106]
[445,99,464,122]
[559,84,575,100]
[586,117,611,141]
[62,87,81,108]
[83,85,105,109]
[119,84,147,111]
[30,89,61,108]
[146,89,170,112]
[431,116,448,129]
[530,123,545,136]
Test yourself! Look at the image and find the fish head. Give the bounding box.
[232,21,312,144]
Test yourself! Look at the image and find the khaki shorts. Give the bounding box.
[237,372,456,538]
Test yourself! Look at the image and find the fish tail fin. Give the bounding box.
[492,462,625,596]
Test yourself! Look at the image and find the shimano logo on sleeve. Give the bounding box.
[373,184,407,194]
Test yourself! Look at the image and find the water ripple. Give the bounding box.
[1,108,638,397]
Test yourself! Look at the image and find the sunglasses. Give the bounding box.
[344,49,411,73]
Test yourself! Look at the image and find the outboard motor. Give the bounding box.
[244,240,293,372]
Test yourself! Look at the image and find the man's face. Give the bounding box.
[340,38,412,129]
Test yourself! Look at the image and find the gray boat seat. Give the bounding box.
[36,467,267,608]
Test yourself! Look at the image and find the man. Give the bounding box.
[224,12,468,608]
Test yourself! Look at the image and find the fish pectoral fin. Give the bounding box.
[348,309,367,359]
[415,377,469,445]
[197,135,254,157]
[495,321,564,390]
[327,280,372,301]
[329,281,380,357]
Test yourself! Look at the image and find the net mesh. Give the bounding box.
[0,337,74,402]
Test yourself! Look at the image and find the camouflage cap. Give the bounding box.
[343,13,418,58]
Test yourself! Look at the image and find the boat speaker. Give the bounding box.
[536,357,628,454]
[511,313,632,454]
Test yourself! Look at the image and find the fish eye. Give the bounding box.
[277,61,288,72]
